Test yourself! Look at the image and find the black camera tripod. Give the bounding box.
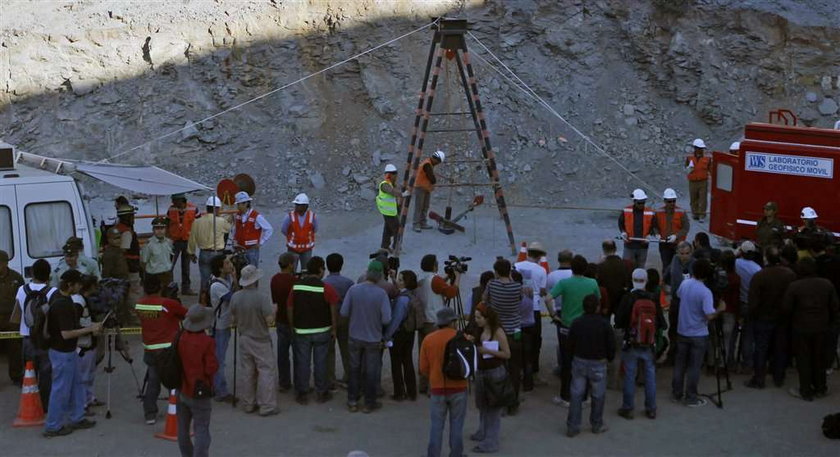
[702,318,733,408]
[102,326,143,419]
[443,283,466,331]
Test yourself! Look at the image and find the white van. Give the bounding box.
[0,143,95,278]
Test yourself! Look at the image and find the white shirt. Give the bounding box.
[515,260,547,311]
[546,268,573,312]
[14,283,57,336]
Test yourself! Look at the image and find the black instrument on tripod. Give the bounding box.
[443,256,470,330]
[702,318,733,408]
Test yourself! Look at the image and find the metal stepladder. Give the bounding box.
[393,18,516,255]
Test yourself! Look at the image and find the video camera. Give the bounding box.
[369,251,400,273]
[226,249,250,277]
[443,255,471,277]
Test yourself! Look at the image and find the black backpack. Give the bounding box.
[442,331,478,380]
[23,286,53,350]
[823,413,840,439]
[155,329,184,390]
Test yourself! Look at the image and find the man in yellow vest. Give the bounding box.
[377,164,402,252]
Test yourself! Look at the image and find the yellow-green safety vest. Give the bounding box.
[376,180,398,216]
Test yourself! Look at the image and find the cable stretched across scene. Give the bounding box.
[99,19,440,164]
[466,31,661,200]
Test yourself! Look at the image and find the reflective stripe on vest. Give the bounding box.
[656,207,686,241]
[623,206,654,238]
[235,210,262,247]
[287,211,315,251]
[143,342,172,350]
[376,180,398,216]
[293,284,325,293]
[135,304,164,312]
[294,325,332,335]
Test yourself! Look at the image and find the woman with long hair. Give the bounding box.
[470,303,511,453]
[384,270,419,401]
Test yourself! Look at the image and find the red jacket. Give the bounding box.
[135,296,187,351]
[178,330,218,399]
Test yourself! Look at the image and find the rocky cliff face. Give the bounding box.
[1,0,838,210]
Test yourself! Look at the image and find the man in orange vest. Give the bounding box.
[134,275,187,425]
[167,193,200,295]
[412,150,445,233]
[282,193,318,271]
[685,138,711,222]
[619,189,659,268]
[655,188,690,271]
[231,191,273,268]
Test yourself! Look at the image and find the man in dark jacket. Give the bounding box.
[782,257,840,401]
[745,247,796,389]
[614,269,665,420]
[566,294,615,437]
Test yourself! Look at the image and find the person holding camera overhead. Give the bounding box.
[416,254,461,395]
[134,275,188,425]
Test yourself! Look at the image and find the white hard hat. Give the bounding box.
[631,188,648,200]
[801,206,818,219]
[692,138,706,148]
[384,164,398,173]
[293,193,310,205]
[206,196,222,208]
[432,150,445,162]
[835,120,840,130]
[729,141,740,151]
[234,191,252,204]
[662,188,678,200]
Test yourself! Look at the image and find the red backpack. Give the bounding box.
[629,298,657,346]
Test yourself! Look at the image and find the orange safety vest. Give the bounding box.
[686,155,711,181]
[234,210,262,248]
[166,203,198,241]
[286,210,315,253]
[655,207,687,241]
[623,205,655,238]
[414,158,435,192]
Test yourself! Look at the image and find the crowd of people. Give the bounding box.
[1,182,839,456]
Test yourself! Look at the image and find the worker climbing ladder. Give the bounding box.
[394,18,516,255]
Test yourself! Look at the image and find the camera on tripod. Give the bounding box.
[227,249,250,276]
[443,255,470,278]
[369,251,400,272]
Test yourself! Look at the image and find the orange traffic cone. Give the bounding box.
[516,242,528,262]
[539,256,550,274]
[13,361,45,427]
[154,389,179,441]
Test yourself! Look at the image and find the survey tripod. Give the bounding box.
[102,326,143,419]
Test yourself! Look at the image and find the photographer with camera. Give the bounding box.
[360,250,399,300]
[416,254,461,395]
[134,275,188,425]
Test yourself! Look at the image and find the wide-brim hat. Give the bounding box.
[435,307,458,326]
[239,265,263,287]
[527,241,546,255]
[183,304,214,332]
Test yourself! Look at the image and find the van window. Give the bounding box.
[716,163,733,192]
[25,201,75,258]
[0,206,12,259]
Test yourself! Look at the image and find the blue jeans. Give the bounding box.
[213,328,231,398]
[567,357,607,433]
[348,338,381,407]
[293,330,331,395]
[621,347,656,412]
[45,349,85,431]
[143,351,162,419]
[428,390,467,457]
[23,337,52,411]
[290,249,312,273]
[77,349,97,406]
[276,324,294,389]
[671,335,707,402]
[243,248,260,267]
[178,393,212,457]
[198,250,223,293]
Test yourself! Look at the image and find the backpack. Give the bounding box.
[209,278,233,336]
[399,290,423,333]
[823,413,840,439]
[629,297,657,346]
[442,331,478,380]
[155,329,184,390]
[23,285,53,350]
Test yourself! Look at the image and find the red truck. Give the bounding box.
[710,114,840,243]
